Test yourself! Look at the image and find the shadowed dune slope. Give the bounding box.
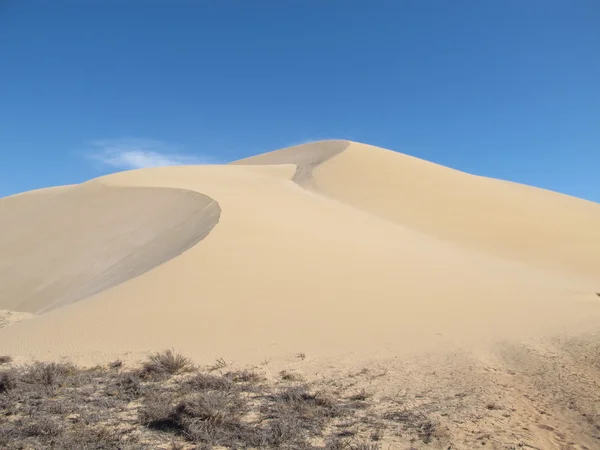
[0,184,220,313]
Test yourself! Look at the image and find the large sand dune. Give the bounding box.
[3,140,600,448]
[0,140,599,366]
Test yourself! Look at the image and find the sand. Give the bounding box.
[1,140,600,447]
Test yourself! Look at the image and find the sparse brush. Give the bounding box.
[0,356,12,365]
[21,361,77,387]
[141,350,194,377]
[0,355,379,450]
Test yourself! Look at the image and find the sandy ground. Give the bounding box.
[1,140,600,448]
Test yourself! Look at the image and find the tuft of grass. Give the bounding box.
[207,357,228,372]
[141,350,194,378]
[0,356,12,365]
[140,390,253,447]
[265,385,344,435]
[186,372,234,392]
[280,370,304,381]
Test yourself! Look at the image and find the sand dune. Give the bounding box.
[2,140,600,447]
[0,140,598,368]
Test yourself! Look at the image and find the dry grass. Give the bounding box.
[140,349,194,378]
[0,356,12,365]
[0,351,388,449]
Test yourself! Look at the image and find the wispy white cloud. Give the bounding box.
[89,138,215,169]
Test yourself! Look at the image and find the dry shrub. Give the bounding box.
[21,361,77,387]
[186,372,234,391]
[0,351,378,449]
[112,372,143,400]
[141,350,193,378]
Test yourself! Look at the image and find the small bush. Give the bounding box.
[139,392,179,430]
[141,350,193,378]
[21,361,76,387]
[0,356,12,365]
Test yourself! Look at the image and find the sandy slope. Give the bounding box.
[0,140,598,367]
[237,141,600,280]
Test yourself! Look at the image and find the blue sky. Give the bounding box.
[1,1,599,201]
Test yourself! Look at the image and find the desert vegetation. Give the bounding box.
[0,351,400,449]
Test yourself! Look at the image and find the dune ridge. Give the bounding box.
[231,139,350,186]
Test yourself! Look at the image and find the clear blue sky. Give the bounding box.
[1,1,599,201]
